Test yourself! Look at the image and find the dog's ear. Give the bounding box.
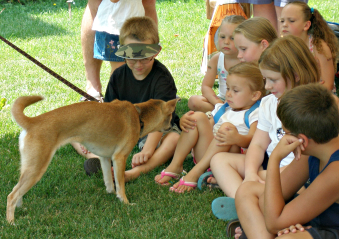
[165,98,180,113]
[134,105,142,115]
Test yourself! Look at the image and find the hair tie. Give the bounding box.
[310,7,314,14]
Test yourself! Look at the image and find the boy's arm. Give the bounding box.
[131,132,162,167]
[215,121,257,148]
[264,135,339,234]
[201,54,223,106]
[243,128,271,182]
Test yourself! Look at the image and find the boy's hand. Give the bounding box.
[215,123,238,146]
[277,224,312,237]
[131,151,152,168]
[179,111,197,132]
[271,135,304,161]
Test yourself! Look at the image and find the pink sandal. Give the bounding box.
[156,170,181,186]
[169,177,197,193]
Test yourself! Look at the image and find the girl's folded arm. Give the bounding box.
[243,128,271,182]
[316,41,335,91]
[233,121,258,148]
[201,54,223,106]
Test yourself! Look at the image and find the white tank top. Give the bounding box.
[92,0,145,35]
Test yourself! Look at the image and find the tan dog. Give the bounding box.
[7,96,179,223]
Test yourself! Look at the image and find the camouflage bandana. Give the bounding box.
[115,43,161,59]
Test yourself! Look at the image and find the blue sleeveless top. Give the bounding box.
[305,150,339,229]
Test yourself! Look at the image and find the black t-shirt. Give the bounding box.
[104,59,180,126]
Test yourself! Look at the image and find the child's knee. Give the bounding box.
[188,95,199,110]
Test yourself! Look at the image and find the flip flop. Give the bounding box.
[211,196,238,221]
[226,219,241,237]
[169,177,197,193]
[197,171,219,190]
[84,158,101,176]
[156,169,182,186]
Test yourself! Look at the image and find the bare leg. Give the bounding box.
[142,0,158,26]
[253,2,278,31]
[109,61,125,77]
[210,152,246,198]
[275,6,283,36]
[188,95,215,112]
[154,112,213,184]
[236,181,274,239]
[170,138,232,193]
[81,0,103,93]
[123,132,180,182]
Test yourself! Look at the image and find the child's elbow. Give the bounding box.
[265,221,281,235]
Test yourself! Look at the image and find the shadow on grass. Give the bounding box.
[0,1,86,39]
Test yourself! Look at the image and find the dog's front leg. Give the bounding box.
[99,157,115,194]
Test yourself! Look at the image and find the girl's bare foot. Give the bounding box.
[234,226,242,239]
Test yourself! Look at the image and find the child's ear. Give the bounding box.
[252,91,261,101]
[260,39,269,50]
[303,20,311,32]
[298,134,309,149]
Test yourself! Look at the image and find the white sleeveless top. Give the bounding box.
[217,53,228,100]
[92,0,145,35]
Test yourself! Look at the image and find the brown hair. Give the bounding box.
[277,84,339,144]
[228,61,266,99]
[286,1,338,69]
[233,17,278,44]
[259,35,320,94]
[119,16,159,45]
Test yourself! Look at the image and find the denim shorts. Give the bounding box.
[93,31,125,62]
[138,124,181,150]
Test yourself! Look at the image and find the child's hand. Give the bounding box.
[243,173,265,184]
[277,224,312,236]
[271,134,304,161]
[179,111,197,133]
[131,151,152,168]
[215,123,239,146]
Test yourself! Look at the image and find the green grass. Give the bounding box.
[0,0,338,238]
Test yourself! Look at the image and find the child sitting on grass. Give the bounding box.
[280,1,339,92]
[209,35,320,222]
[83,16,181,182]
[154,62,266,193]
[234,83,339,239]
[188,15,245,113]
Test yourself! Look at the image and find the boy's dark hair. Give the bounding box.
[277,84,339,144]
[119,16,159,45]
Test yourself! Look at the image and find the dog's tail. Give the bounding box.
[11,96,44,130]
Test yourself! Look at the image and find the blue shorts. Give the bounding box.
[235,0,308,7]
[93,31,125,62]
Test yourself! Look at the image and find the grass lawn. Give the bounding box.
[0,0,338,238]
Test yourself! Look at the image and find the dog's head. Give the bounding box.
[134,98,180,138]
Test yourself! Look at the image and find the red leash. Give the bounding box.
[0,35,99,102]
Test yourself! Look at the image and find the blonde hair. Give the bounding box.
[119,16,159,45]
[259,35,320,91]
[215,15,246,50]
[228,61,266,99]
[285,1,338,70]
[233,17,278,44]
